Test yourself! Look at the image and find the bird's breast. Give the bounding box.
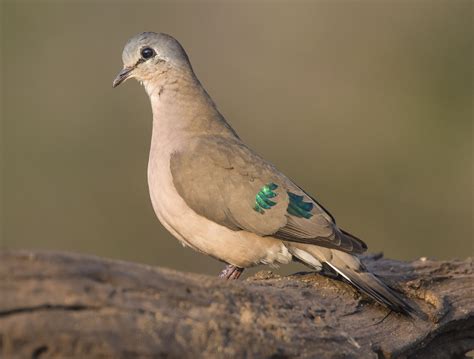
[146,140,292,268]
[147,143,192,247]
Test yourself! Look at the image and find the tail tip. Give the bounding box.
[392,300,427,320]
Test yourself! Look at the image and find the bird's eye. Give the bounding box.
[140,47,155,59]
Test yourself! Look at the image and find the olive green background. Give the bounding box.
[1,1,472,276]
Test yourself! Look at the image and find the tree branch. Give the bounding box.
[0,250,472,358]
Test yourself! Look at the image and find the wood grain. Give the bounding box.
[0,250,472,358]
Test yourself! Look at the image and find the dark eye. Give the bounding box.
[140,47,155,59]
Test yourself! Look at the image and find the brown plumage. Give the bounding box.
[113,32,417,316]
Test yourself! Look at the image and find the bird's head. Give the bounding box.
[113,32,190,88]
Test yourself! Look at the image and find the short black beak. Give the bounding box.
[112,67,133,88]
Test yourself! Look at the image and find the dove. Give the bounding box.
[113,32,416,315]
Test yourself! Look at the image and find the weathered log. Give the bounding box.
[0,250,472,358]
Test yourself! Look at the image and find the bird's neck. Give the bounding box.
[144,68,239,146]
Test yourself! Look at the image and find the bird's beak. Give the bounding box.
[112,67,134,88]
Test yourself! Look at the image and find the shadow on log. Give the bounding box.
[0,250,473,358]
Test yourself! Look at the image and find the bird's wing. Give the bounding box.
[170,136,367,254]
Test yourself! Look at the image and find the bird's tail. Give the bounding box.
[324,253,416,316]
[288,245,418,316]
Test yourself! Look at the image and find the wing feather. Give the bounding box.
[170,135,367,254]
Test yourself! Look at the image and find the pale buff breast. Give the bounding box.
[146,136,292,268]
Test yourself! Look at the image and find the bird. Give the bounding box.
[113,32,416,315]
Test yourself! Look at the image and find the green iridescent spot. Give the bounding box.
[254,183,278,214]
[287,192,313,219]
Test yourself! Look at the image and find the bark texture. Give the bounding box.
[0,250,472,358]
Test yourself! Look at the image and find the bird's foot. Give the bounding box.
[219,264,244,280]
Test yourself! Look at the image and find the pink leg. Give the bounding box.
[219,264,244,280]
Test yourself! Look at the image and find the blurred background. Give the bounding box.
[1,1,472,277]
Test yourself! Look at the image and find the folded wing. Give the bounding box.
[170,135,367,254]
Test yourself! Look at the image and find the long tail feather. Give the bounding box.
[324,261,416,316]
[288,244,420,317]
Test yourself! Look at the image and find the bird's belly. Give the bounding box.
[147,155,291,268]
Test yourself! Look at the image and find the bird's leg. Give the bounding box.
[219,264,244,280]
